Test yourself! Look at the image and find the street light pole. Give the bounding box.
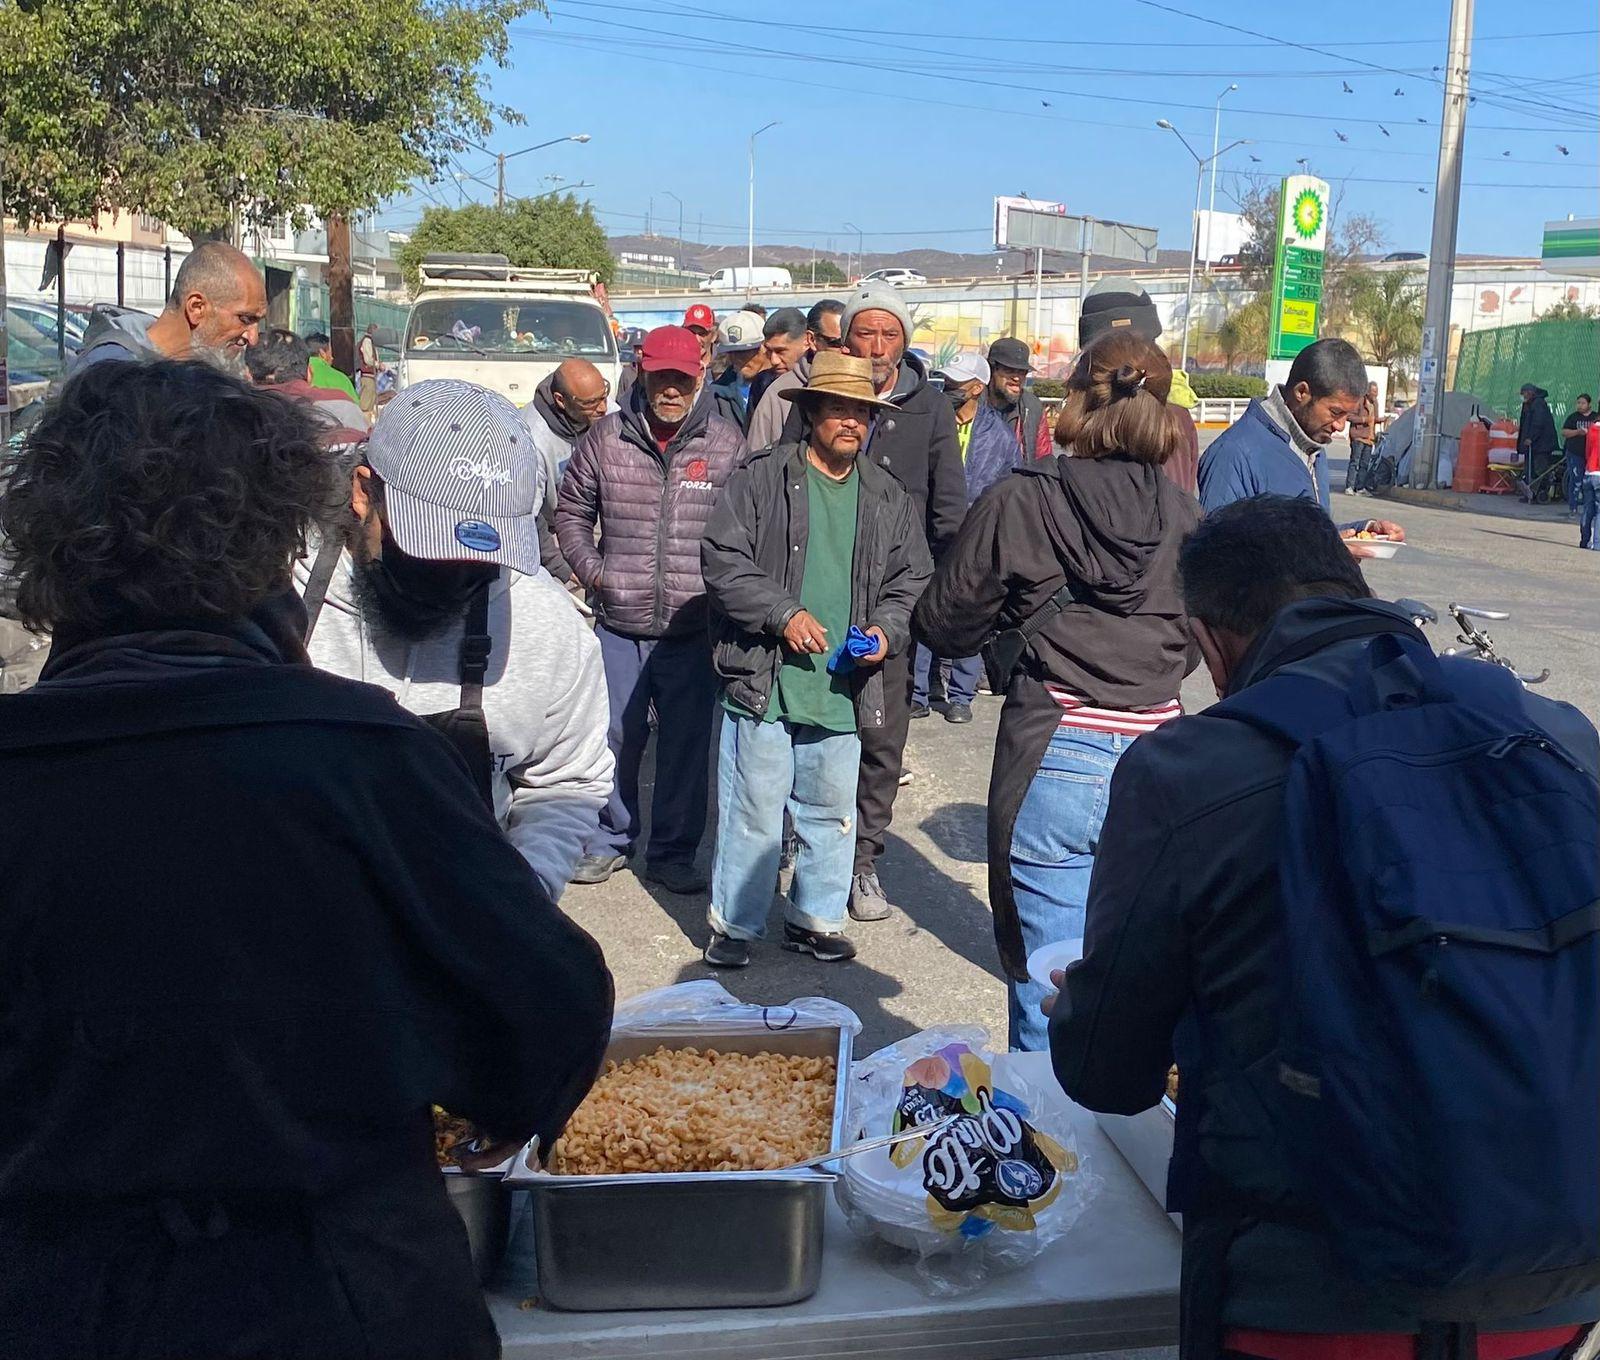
[748,121,779,281]
[662,190,684,267]
[1205,83,1238,267]
[496,154,506,210]
[458,133,590,209]
[1413,0,1474,489]
[844,220,862,285]
[1158,120,1250,371]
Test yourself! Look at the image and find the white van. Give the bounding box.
[398,254,620,408]
[698,266,793,293]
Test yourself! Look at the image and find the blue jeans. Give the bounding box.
[1581,474,1600,550]
[1007,724,1134,1052]
[709,712,861,941]
[1566,451,1587,513]
[587,625,715,866]
[913,643,982,707]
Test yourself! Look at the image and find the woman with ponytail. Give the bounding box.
[914,331,1202,1050]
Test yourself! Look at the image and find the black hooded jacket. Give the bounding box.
[1518,386,1560,460]
[914,452,1200,977]
[0,617,614,1358]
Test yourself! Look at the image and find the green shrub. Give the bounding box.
[1185,373,1267,399]
[1031,378,1065,399]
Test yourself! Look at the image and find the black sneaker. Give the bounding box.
[944,702,973,724]
[644,860,708,894]
[848,871,892,922]
[703,931,751,968]
[781,922,857,962]
[910,702,932,720]
[570,853,629,885]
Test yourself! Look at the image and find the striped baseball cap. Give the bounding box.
[366,379,541,575]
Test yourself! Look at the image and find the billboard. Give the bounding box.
[994,197,1159,263]
[1268,174,1329,360]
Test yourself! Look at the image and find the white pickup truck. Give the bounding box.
[398,254,620,408]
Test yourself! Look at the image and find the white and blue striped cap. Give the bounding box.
[366,379,542,575]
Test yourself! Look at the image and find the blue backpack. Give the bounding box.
[1214,630,1600,1297]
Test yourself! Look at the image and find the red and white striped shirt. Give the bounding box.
[1043,683,1183,736]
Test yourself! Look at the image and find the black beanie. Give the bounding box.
[1078,276,1163,346]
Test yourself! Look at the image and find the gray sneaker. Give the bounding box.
[849,871,892,922]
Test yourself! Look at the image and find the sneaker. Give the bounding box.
[781,922,857,962]
[644,860,708,894]
[570,852,629,885]
[943,702,973,724]
[897,766,914,787]
[848,871,892,922]
[909,702,931,720]
[703,931,751,968]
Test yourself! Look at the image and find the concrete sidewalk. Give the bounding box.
[1383,484,1573,524]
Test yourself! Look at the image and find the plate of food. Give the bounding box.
[1349,529,1403,558]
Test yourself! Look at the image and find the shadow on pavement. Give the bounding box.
[917,800,988,864]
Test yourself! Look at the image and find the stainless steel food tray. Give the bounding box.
[508,1022,851,1311]
[1095,1096,1179,1228]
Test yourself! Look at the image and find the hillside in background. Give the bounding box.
[609,233,1193,280]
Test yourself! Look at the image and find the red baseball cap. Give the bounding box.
[638,325,705,375]
[682,303,715,333]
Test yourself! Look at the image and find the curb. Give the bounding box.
[1380,485,1568,524]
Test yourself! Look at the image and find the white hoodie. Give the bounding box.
[301,551,613,900]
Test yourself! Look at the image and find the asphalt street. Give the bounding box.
[567,439,1599,1052]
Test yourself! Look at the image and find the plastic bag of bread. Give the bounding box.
[835,1027,1099,1295]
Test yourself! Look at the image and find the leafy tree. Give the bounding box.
[1539,297,1600,322]
[396,197,614,293]
[1350,268,1425,392]
[0,0,539,237]
[1213,294,1271,372]
[801,260,848,286]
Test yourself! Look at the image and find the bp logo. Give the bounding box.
[1292,188,1324,241]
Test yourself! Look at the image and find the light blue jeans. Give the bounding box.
[710,712,861,941]
[1008,724,1134,1052]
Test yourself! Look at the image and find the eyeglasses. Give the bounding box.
[816,334,847,349]
[570,381,612,413]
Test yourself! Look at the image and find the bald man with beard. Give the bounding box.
[70,241,267,377]
[525,358,615,586]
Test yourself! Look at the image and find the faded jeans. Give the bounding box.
[709,712,861,941]
[1008,724,1134,1052]
[1581,473,1600,550]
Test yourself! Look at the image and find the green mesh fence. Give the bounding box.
[1453,318,1600,424]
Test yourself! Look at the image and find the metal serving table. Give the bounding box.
[489,1053,1180,1360]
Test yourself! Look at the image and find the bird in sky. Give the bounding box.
[1416,116,1427,123]
[1249,154,1262,162]
[1393,87,1405,96]
[1041,99,1052,107]
[1335,130,1349,142]
[1503,150,1512,157]
[1558,144,1570,155]
[1379,125,1390,136]
[1342,80,1354,94]
[1418,187,1428,194]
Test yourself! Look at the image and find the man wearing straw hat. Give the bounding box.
[700,352,933,968]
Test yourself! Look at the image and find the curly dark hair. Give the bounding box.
[1,359,345,633]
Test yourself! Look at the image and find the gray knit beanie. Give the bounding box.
[840,284,913,340]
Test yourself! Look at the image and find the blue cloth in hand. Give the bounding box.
[827,626,877,675]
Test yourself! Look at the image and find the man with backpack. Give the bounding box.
[1049,494,1600,1360]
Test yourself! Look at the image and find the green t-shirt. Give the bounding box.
[768,461,859,733]
[308,355,360,402]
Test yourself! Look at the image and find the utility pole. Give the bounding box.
[1413,0,1474,489]
[748,122,779,281]
[496,154,506,210]
[1034,246,1045,349]
[327,212,355,379]
[1078,215,1093,329]
[55,226,67,366]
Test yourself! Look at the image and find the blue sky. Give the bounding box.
[380,0,1598,262]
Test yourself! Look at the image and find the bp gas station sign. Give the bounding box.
[1268,175,1329,360]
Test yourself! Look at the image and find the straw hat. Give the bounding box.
[779,351,898,411]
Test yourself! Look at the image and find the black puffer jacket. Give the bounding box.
[556,384,746,639]
[701,442,932,728]
[915,452,1200,978]
[780,350,966,558]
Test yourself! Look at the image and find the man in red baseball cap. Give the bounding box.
[558,326,747,892]
[683,304,716,367]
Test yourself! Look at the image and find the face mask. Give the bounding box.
[353,532,496,642]
[947,385,972,411]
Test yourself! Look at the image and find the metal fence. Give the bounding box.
[292,281,411,340]
[1453,317,1600,424]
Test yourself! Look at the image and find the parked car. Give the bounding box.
[699,266,793,293]
[860,267,927,288]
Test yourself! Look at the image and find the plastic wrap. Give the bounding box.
[835,1027,1099,1295]
[609,979,862,1039]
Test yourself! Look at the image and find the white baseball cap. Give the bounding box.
[938,352,991,386]
[365,379,542,575]
[716,310,765,354]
